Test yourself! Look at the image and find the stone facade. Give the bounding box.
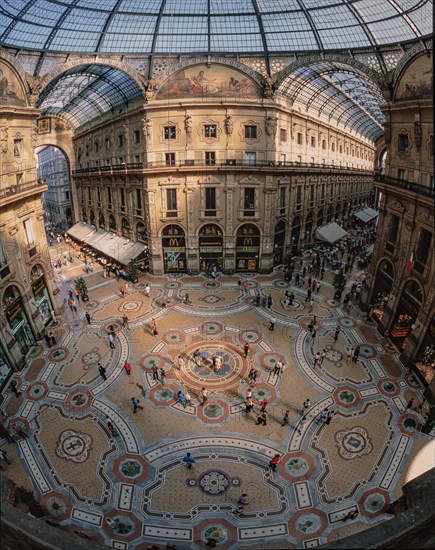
[0,56,62,383]
[362,51,434,389]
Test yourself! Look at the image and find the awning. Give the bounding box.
[117,241,147,265]
[67,222,96,242]
[353,207,378,223]
[86,228,109,247]
[315,222,348,244]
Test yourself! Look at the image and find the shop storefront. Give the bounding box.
[162,225,186,273]
[32,275,53,325]
[371,260,394,322]
[390,281,422,349]
[236,224,260,272]
[0,344,13,391]
[273,221,286,265]
[3,286,36,356]
[199,224,223,271]
[414,314,435,385]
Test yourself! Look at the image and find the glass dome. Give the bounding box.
[0,0,432,55]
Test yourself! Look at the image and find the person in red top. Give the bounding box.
[123,361,131,376]
[260,400,269,413]
[269,454,280,471]
[243,343,250,358]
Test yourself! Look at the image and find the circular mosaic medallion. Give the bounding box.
[259,353,285,370]
[103,321,121,333]
[296,513,323,535]
[82,347,101,367]
[111,516,134,535]
[48,347,68,362]
[239,330,261,343]
[70,320,84,331]
[141,354,165,370]
[164,281,182,289]
[56,430,92,463]
[70,393,90,407]
[363,492,387,513]
[285,457,309,478]
[325,349,342,362]
[339,318,354,327]
[335,426,373,460]
[203,525,229,544]
[382,381,398,394]
[119,300,142,312]
[28,383,48,400]
[154,388,174,403]
[28,345,43,357]
[44,495,68,517]
[83,300,99,310]
[201,322,223,334]
[199,470,230,495]
[337,389,357,404]
[203,403,223,419]
[163,330,185,344]
[252,386,271,401]
[402,416,418,432]
[120,459,142,479]
[274,280,290,288]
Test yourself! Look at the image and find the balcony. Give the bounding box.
[374,173,434,199]
[73,160,373,176]
[0,180,47,205]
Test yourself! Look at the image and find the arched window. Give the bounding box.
[121,217,130,237]
[99,212,105,228]
[89,209,95,225]
[30,264,44,283]
[137,222,147,243]
[2,285,21,311]
[109,214,116,231]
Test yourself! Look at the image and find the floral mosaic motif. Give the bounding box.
[252,386,270,401]
[49,348,67,361]
[382,381,397,394]
[45,495,67,516]
[286,457,309,478]
[337,389,357,404]
[203,524,229,544]
[82,347,101,367]
[186,478,197,487]
[402,417,418,431]
[260,353,281,369]
[71,393,89,407]
[120,460,142,478]
[335,426,373,460]
[142,355,164,369]
[28,384,46,398]
[203,323,221,334]
[165,331,184,343]
[203,404,223,419]
[83,300,98,309]
[199,471,230,495]
[295,513,322,534]
[198,295,224,304]
[155,388,174,403]
[240,331,260,342]
[119,300,142,312]
[55,430,93,463]
[201,351,232,375]
[111,516,135,535]
[363,492,387,513]
[325,349,342,362]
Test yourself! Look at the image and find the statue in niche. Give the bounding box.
[184,115,192,138]
[145,82,154,101]
[141,118,152,142]
[0,126,8,155]
[414,120,422,148]
[265,116,277,138]
[31,126,38,150]
[225,115,233,136]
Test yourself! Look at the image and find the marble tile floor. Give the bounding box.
[1,259,434,549]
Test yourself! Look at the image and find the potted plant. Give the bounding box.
[75,277,89,302]
[127,260,139,283]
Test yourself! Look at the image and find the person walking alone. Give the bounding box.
[334,324,341,341]
[131,397,140,413]
[85,312,91,324]
[182,452,196,470]
[123,361,131,376]
[243,343,250,358]
[98,363,107,381]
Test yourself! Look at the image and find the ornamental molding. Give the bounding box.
[391,39,432,92]
[274,53,382,90]
[0,48,32,100]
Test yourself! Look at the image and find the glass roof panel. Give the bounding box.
[163,0,208,14]
[211,34,265,52]
[266,32,319,51]
[0,0,430,54]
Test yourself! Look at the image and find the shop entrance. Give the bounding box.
[236,224,260,272]
[390,281,422,350]
[273,221,286,265]
[3,285,36,356]
[162,225,186,273]
[199,224,223,272]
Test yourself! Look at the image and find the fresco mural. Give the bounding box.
[395,53,432,100]
[0,61,25,106]
[156,64,262,100]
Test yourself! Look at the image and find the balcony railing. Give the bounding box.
[73,160,373,176]
[0,179,46,201]
[374,173,434,198]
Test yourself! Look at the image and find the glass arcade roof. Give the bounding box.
[0,0,432,55]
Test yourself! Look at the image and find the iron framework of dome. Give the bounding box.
[0,0,432,56]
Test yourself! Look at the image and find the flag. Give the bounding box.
[407,249,415,274]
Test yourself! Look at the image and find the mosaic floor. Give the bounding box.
[1,254,434,549]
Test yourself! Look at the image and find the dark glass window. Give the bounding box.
[204,125,217,138]
[245,125,257,139]
[164,126,176,140]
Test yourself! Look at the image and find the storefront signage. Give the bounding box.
[200,247,223,253]
[236,247,259,252]
[163,247,185,253]
[6,299,23,322]
[32,276,46,295]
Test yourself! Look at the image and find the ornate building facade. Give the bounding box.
[71,62,375,274]
[0,57,62,387]
[362,50,434,385]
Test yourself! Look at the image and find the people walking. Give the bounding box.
[71,299,78,313]
[152,365,159,382]
[243,343,250,358]
[159,368,166,385]
[151,318,158,337]
[269,317,276,331]
[352,346,361,362]
[0,449,11,465]
[177,391,186,408]
[120,286,125,298]
[319,349,326,365]
[201,387,208,405]
[325,410,336,425]
[313,351,321,368]
[9,381,21,398]
[274,360,283,377]
[108,331,115,349]
[260,399,269,413]
[248,368,255,384]
[269,454,280,471]
[253,370,260,385]
[406,397,415,410]
[193,349,201,364]
[85,312,91,324]
[48,330,56,346]
[182,452,196,469]
[282,409,290,426]
[316,408,328,424]
[144,284,150,297]
[245,396,254,413]
[131,397,140,413]
[122,315,129,329]
[267,294,273,309]
[98,363,107,381]
[297,416,307,435]
[256,410,267,426]
[238,493,249,505]
[185,391,192,407]
[302,398,311,414]
[123,361,131,376]
[334,324,341,341]
[177,356,184,371]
